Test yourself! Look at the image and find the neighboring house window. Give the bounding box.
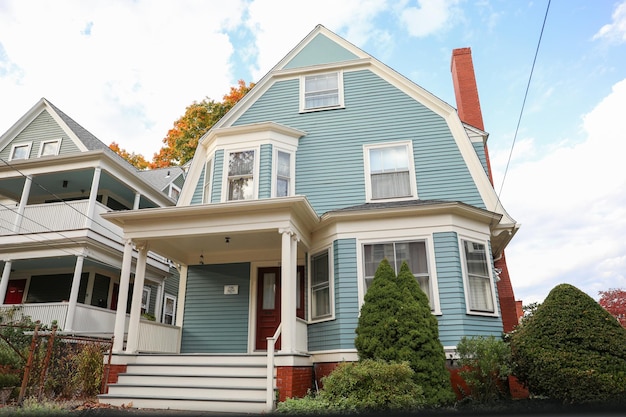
[169,184,181,201]
[364,142,416,201]
[141,287,151,314]
[275,150,292,197]
[227,150,255,200]
[38,139,61,157]
[162,293,176,325]
[301,71,343,111]
[9,142,32,161]
[363,241,433,310]
[311,249,332,320]
[203,158,213,203]
[461,239,496,314]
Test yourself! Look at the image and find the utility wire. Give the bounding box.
[496,0,551,207]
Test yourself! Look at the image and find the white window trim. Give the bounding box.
[203,157,214,203]
[220,146,260,202]
[459,236,499,317]
[357,236,441,315]
[169,183,181,200]
[9,142,32,161]
[308,246,335,323]
[37,138,62,157]
[299,70,345,113]
[162,293,177,325]
[363,141,418,202]
[271,148,295,197]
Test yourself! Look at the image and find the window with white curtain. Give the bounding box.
[363,241,433,310]
[364,142,416,201]
[302,72,342,111]
[227,150,255,200]
[275,150,291,197]
[311,250,331,320]
[462,240,495,313]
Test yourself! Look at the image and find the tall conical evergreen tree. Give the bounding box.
[355,259,455,406]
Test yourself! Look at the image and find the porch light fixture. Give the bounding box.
[199,253,204,265]
[225,236,230,244]
[62,180,68,188]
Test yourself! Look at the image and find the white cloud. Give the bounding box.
[398,0,461,38]
[500,78,626,303]
[593,0,626,43]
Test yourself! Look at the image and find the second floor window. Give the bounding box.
[364,142,416,201]
[276,151,291,197]
[228,150,255,201]
[303,72,342,110]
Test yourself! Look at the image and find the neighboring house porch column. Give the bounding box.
[13,175,32,232]
[85,167,101,229]
[125,242,148,354]
[175,264,187,328]
[113,239,134,352]
[133,192,140,210]
[65,254,85,331]
[279,228,298,353]
[0,261,13,305]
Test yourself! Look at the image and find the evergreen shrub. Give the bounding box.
[510,283,626,404]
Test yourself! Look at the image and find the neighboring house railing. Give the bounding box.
[137,320,181,353]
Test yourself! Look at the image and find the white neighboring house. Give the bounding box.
[0,98,183,351]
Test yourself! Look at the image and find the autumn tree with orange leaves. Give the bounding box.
[110,80,254,169]
[599,288,626,327]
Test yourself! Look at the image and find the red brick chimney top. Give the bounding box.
[450,47,484,131]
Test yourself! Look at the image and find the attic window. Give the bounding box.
[301,71,343,111]
[9,142,32,161]
[38,139,62,157]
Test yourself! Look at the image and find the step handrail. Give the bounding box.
[266,323,282,411]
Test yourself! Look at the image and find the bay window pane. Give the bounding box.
[228,177,254,200]
[229,151,254,176]
[311,251,330,319]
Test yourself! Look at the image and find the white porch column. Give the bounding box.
[0,261,13,305]
[113,239,134,352]
[175,264,188,327]
[65,255,85,332]
[155,280,164,323]
[279,228,297,353]
[13,175,32,232]
[85,167,101,229]
[125,242,148,354]
[133,192,141,210]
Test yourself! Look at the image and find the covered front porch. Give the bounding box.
[102,196,320,357]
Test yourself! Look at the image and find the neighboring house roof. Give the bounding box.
[138,166,185,193]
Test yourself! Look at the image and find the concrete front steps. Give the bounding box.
[98,353,273,414]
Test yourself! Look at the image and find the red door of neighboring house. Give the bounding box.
[111,283,119,310]
[256,267,281,350]
[4,279,26,304]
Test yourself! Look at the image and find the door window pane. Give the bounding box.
[262,273,276,310]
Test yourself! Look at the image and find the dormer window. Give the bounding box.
[38,139,61,157]
[9,142,32,161]
[227,150,256,201]
[301,71,343,111]
[363,141,417,201]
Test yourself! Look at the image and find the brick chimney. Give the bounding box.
[451,47,521,333]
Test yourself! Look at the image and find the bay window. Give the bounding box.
[227,150,255,201]
[275,150,291,197]
[311,250,331,320]
[462,239,496,314]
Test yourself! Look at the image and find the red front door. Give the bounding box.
[256,267,281,350]
[4,279,26,304]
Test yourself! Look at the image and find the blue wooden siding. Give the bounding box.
[258,144,272,199]
[190,165,205,205]
[0,109,81,160]
[231,70,485,215]
[433,232,503,346]
[284,33,359,69]
[308,239,359,351]
[472,142,488,177]
[180,263,250,353]
[211,149,224,203]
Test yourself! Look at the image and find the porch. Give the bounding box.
[0,302,180,353]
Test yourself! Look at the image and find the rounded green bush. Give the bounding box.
[510,283,626,404]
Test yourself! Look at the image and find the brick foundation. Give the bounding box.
[276,366,313,402]
[313,362,341,391]
[102,364,127,394]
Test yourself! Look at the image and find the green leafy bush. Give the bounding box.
[0,373,20,388]
[354,260,455,407]
[275,392,332,414]
[510,283,626,404]
[457,335,511,403]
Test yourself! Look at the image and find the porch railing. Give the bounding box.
[266,323,281,412]
[137,320,181,353]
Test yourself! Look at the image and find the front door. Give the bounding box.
[4,279,26,304]
[256,267,281,350]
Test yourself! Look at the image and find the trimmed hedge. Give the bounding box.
[510,283,626,404]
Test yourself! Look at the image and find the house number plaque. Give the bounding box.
[224,285,239,295]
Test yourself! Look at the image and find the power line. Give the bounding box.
[496,0,551,206]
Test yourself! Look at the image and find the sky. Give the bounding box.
[1,0,625,306]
